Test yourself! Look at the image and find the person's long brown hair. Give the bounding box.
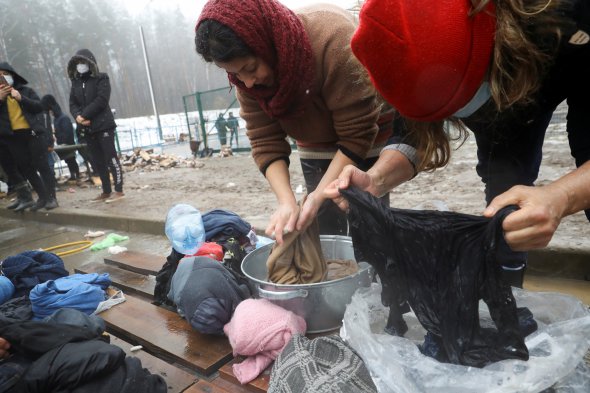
[410,0,570,172]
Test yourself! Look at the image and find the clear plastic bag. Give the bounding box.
[341,283,590,393]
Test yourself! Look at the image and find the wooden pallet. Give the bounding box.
[84,250,269,392]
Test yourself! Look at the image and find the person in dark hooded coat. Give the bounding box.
[67,49,124,203]
[0,62,58,211]
[41,95,80,182]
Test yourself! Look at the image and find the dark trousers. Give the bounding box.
[87,130,123,194]
[218,131,227,146]
[0,138,26,188]
[2,132,54,201]
[465,108,555,269]
[64,156,80,179]
[300,155,389,236]
[229,127,239,147]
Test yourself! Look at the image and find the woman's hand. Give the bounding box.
[323,165,378,212]
[266,200,300,245]
[296,190,324,231]
[76,115,90,126]
[10,88,21,101]
[0,85,11,101]
[483,184,569,251]
[0,337,10,359]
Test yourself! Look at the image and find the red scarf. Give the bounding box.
[197,0,314,119]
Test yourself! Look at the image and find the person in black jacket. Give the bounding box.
[0,62,57,211]
[328,0,590,288]
[42,95,80,182]
[68,49,124,203]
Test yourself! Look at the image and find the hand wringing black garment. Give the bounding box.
[340,187,531,367]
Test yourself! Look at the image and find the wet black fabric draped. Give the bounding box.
[340,187,530,367]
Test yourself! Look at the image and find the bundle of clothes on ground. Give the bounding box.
[0,250,166,392]
[154,206,378,390]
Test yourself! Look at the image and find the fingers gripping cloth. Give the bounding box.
[266,214,327,284]
[340,187,531,367]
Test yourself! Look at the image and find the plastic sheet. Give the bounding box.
[341,283,590,393]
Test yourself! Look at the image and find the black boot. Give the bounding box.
[45,198,59,210]
[29,199,47,212]
[7,198,21,209]
[12,184,35,212]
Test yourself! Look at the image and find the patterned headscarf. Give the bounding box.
[197,0,314,119]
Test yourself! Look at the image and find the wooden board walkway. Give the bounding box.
[219,359,271,393]
[84,250,269,392]
[100,291,233,375]
[104,250,163,275]
[76,261,155,299]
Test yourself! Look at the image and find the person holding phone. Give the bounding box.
[0,62,57,211]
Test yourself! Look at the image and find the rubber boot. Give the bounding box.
[7,182,27,209]
[501,264,526,289]
[7,198,21,210]
[13,184,36,212]
[44,186,59,210]
[29,199,47,212]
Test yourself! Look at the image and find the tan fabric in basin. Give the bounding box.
[266,218,327,284]
[326,259,358,281]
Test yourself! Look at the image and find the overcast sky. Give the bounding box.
[124,0,360,18]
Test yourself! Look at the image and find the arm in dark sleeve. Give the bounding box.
[81,74,111,120]
[18,88,43,114]
[69,83,82,119]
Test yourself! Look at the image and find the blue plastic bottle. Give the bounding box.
[165,204,205,255]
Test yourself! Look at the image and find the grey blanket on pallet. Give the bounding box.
[268,334,377,393]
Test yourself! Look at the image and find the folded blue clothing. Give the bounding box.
[29,275,108,320]
[59,273,111,290]
[201,209,251,241]
[1,251,68,297]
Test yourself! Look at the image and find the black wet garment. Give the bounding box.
[153,248,184,307]
[0,316,166,393]
[340,187,531,367]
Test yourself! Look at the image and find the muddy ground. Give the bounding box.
[29,125,590,250]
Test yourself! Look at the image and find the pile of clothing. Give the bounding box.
[0,309,166,392]
[0,251,165,392]
[154,208,256,335]
[0,251,111,320]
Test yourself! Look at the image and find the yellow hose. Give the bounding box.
[43,240,93,257]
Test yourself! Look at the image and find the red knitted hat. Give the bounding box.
[351,0,496,121]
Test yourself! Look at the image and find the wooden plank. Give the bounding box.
[183,379,230,393]
[211,377,257,393]
[100,293,233,375]
[218,359,270,393]
[109,335,197,393]
[104,250,164,275]
[75,262,155,300]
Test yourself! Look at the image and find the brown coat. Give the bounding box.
[237,4,382,173]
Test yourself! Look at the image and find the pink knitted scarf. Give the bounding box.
[197,0,314,119]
